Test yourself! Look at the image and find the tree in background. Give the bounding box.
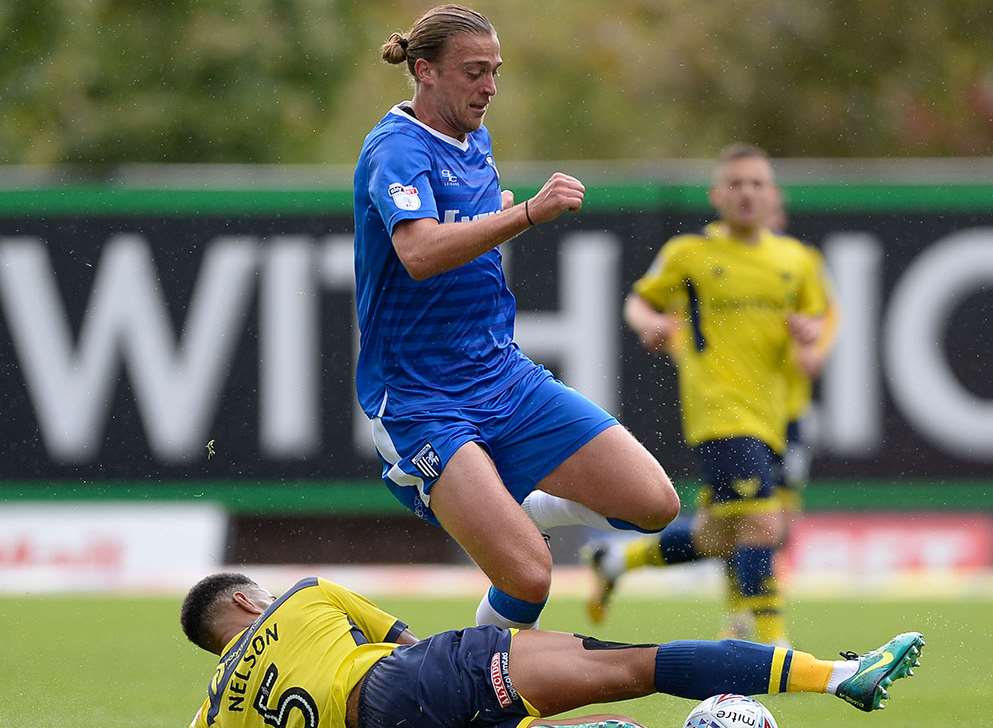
[2,0,993,164]
[0,0,360,164]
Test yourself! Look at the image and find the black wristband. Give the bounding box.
[524,199,535,227]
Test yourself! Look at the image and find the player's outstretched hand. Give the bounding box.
[501,189,515,210]
[796,342,828,377]
[527,172,586,224]
[641,313,678,353]
[788,313,823,346]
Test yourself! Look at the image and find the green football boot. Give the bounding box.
[535,719,639,728]
[836,631,925,712]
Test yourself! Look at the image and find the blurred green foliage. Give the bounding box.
[3,0,993,164]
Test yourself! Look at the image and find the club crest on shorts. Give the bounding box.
[388,182,421,210]
[411,442,441,478]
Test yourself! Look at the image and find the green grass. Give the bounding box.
[1,594,987,728]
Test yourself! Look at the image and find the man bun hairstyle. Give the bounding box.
[381,32,409,65]
[180,572,256,653]
[381,4,494,76]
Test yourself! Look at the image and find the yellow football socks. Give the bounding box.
[785,649,834,693]
[623,535,665,570]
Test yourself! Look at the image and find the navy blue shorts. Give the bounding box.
[694,437,780,517]
[369,364,618,526]
[359,626,533,728]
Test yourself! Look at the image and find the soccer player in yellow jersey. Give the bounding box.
[726,197,840,638]
[583,144,827,645]
[182,573,923,728]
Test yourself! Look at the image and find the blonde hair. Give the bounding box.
[381,4,494,76]
[717,143,770,164]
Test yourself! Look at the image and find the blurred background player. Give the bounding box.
[583,144,828,645]
[181,572,924,728]
[717,187,840,638]
[353,5,679,632]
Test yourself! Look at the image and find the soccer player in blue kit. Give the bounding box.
[352,4,680,630]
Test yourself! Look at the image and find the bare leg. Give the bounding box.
[538,426,679,532]
[734,508,787,644]
[508,631,657,716]
[690,508,735,557]
[508,627,926,717]
[736,509,785,548]
[431,442,552,604]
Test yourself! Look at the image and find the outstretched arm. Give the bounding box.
[795,298,840,377]
[624,293,678,353]
[787,313,824,347]
[318,578,419,645]
[393,628,418,645]
[392,172,585,280]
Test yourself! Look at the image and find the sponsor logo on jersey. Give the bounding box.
[411,442,441,478]
[388,182,421,211]
[442,209,498,224]
[489,651,517,708]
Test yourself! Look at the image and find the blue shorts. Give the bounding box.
[370,365,618,526]
[694,437,780,517]
[358,625,533,728]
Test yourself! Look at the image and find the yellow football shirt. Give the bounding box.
[191,577,406,728]
[633,224,827,453]
[784,243,838,421]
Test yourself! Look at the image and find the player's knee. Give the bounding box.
[739,513,784,547]
[635,474,681,531]
[506,555,553,604]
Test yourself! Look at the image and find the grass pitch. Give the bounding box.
[2,592,987,728]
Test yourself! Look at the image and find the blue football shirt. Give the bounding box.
[353,102,533,418]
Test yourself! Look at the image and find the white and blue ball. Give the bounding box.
[682,694,778,728]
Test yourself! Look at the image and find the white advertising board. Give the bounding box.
[0,503,226,593]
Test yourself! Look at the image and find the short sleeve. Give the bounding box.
[318,578,407,643]
[632,239,686,311]
[367,133,440,234]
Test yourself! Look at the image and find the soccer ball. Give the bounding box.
[682,694,778,728]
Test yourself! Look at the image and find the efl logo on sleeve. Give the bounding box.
[388,182,421,211]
